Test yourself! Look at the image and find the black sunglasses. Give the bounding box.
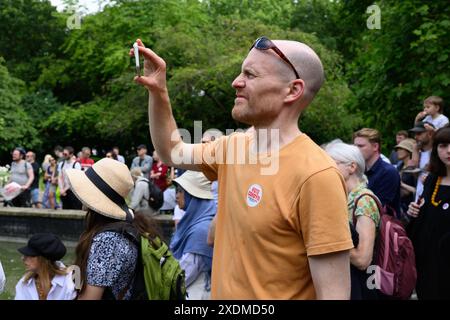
[250,36,300,79]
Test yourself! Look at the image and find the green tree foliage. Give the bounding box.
[0,0,67,84]
[7,0,446,160]
[0,58,40,157]
[39,0,357,151]
[345,1,450,151]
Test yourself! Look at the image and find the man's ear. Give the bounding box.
[373,142,380,154]
[284,79,305,104]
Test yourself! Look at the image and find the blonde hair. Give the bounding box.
[424,96,444,113]
[23,256,68,299]
[43,154,52,165]
[130,167,143,178]
[353,128,381,152]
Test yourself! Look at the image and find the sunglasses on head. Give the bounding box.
[250,36,300,80]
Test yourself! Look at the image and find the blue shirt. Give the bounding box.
[366,157,401,214]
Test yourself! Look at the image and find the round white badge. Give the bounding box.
[247,184,263,207]
[443,203,449,210]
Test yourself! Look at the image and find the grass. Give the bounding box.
[0,241,75,300]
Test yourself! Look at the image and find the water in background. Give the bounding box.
[0,240,76,300]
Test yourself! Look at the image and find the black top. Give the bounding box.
[398,163,418,214]
[408,175,450,299]
[30,162,40,189]
[366,157,401,214]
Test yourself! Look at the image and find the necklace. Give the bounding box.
[431,176,443,207]
[35,278,47,300]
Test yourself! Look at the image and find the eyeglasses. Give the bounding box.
[250,36,300,79]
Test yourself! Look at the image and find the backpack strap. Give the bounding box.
[352,193,382,226]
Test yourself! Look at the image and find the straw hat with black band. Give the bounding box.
[66,158,134,222]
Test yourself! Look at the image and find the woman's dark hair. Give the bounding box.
[74,209,161,294]
[428,126,450,177]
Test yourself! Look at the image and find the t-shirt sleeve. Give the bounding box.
[194,136,228,182]
[298,168,354,256]
[86,232,137,289]
[354,195,380,227]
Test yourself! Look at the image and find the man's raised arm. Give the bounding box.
[130,39,201,171]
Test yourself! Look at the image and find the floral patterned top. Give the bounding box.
[86,231,138,300]
[347,183,380,228]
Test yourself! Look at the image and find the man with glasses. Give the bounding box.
[131,144,153,178]
[130,37,352,299]
[58,146,82,209]
[26,151,41,208]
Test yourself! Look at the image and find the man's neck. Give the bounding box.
[366,154,380,171]
[421,144,432,152]
[14,159,23,164]
[139,154,146,159]
[252,124,302,153]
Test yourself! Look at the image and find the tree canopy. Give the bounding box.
[0,0,448,162]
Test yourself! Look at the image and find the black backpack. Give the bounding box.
[143,179,164,211]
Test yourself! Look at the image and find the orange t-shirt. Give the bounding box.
[196,132,353,299]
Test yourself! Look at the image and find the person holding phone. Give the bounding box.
[130,37,353,300]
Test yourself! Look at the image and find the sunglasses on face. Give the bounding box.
[250,36,300,80]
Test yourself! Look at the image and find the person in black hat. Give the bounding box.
[15,233,76,300]
[130,144,153,178]
[409,121,435,202]
[7,147,34,207]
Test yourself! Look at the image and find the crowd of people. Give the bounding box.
[1,144,179,214]
[0,36,449,300]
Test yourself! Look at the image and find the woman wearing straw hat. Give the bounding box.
[15,233,76,300]
[394,138,418,215]
[170,170,217,300]
[66,158,159,300]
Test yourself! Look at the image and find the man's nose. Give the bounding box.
[232,74,245,88]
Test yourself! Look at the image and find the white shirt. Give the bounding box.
[173,205,186,222]
[58,160,82,192]
[0,261,5,294]
[160,187,176,211]
[415,149,431,202]
[15,271,76,300]
[117,155,125,164]
[423,114,449,130]
[380,153,391,164]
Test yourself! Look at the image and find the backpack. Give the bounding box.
[353,193,417,299]
[143,179,164,211]
[98,222,186,300]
